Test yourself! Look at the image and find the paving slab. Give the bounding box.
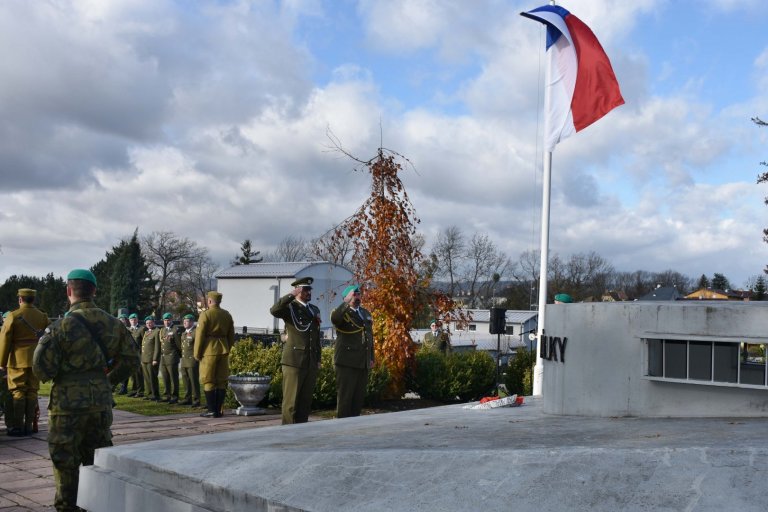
[78,397,768,512]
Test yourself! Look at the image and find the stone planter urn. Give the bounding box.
[227,374,272,416]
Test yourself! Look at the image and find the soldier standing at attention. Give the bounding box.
[270,277,321,425]
[331,284,374,418]
[140,316,161,401]
[116,313,131,395]
[126,313,145,398]
[33,269,139,511]
[179,314,201,407]
[423,319,451,355]
[159,313,181,404]
[0,288,50,436]
[194,292,235,418]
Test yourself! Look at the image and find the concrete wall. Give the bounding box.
[542,302,768,417]
[216,263,353,332]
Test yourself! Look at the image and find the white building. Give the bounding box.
[215,261,353,333]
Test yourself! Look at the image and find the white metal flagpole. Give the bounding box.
[532,0,556,397]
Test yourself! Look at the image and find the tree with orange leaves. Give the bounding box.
[327,147,466,397]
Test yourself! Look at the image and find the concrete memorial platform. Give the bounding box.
[79,397,768,511]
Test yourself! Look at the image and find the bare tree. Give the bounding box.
[263,235,310,262]
[311,228,354,266]
[463,233,510,308]
[141,231,209,314]
[432,226,465,297]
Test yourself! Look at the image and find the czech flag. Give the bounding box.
[521,5,624,152]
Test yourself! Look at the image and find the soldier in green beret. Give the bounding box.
[140,316,161,401]
[270,277,322,424]
[126,313,145,398]
[33,268,139,511]
[0,288,50,436]
[331,284,374,418]
[158,313,181,404]
[194,291,235,418]
[179,314,200,407]
[423,319,451,355]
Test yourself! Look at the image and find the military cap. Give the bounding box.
[206,291,222,300]
[183,313,195,320]
[18,288,36,298]
[129,313,138,319]
[291,277,313,288]
[118,313,129,319]
[144,315,155,322]
[554,293,573,303]
[162,313,173,320]
[342,284,360,297]
[67,269,97,286]
[2,311,7,318]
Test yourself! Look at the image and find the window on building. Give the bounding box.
[469,324,476,332]
[505,325,515,335]
[645,338,767,388]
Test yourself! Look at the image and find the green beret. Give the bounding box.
[2,311,8,319]
[144,315,155,322]
[162,313,173,320]
[183,314,195,320]
[18,288,36,298]
[342,284,360,297]
[118,313,129,319]
[67,269,97,286]
[129,313,138,319]
[291,277,313,288]
[554,293,573,303]
[430,319,438,325]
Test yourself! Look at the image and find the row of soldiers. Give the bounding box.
[117,312,201,407]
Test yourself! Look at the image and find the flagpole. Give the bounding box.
[532,0,556,397]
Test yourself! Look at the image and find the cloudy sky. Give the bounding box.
[0,0,766,288]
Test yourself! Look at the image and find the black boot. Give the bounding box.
[200,390,216,418]
[8,399,25,436]
[214,389,226,418]
[24,399,36,435]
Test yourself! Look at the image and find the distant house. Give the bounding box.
[684,288,751,301]
[601,290,628,302]
[215,261,353,333]
[413,309,538,363]
[637,286,681,301]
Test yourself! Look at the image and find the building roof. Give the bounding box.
[637,286,681,301]
[215,261,344,279]
[463,309,538,324]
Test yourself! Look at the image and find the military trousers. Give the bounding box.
[141,362,159,399]
[130,366,144,394]
[199,355,229,391]
[335,365,368,418]
[7,367,39,400]
[48,410,112,512]
[159,362,180,400]
[181,364,200,401]
[281,364,318,425]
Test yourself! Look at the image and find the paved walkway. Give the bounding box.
[0,399,290,511]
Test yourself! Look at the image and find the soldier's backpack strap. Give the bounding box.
[18,315,46,339]
[68,313,111,373]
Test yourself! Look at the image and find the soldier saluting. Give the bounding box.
[33,269,139,511]
[270,277,321,425]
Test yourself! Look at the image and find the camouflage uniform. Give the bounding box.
[33,299,138,512]
[193,296,235,418]
[158,320,181,403]
[179,323,200,406]
[0,292,50,435]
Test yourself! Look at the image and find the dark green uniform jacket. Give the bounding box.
[159,326,181,365]
[270,295,321,368]
[32,300,139,414]
[140,328,161,364]
[180,327,197,368]
[331,303,374,369]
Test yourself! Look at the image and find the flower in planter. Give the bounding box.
[231,371,262,377]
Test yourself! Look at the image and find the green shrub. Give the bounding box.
[410,350,452,401]
[505,347,535,396]
[447,351,496,401]
[226,338,283,408]
[313,348,337,408]
[365,364,391,406]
